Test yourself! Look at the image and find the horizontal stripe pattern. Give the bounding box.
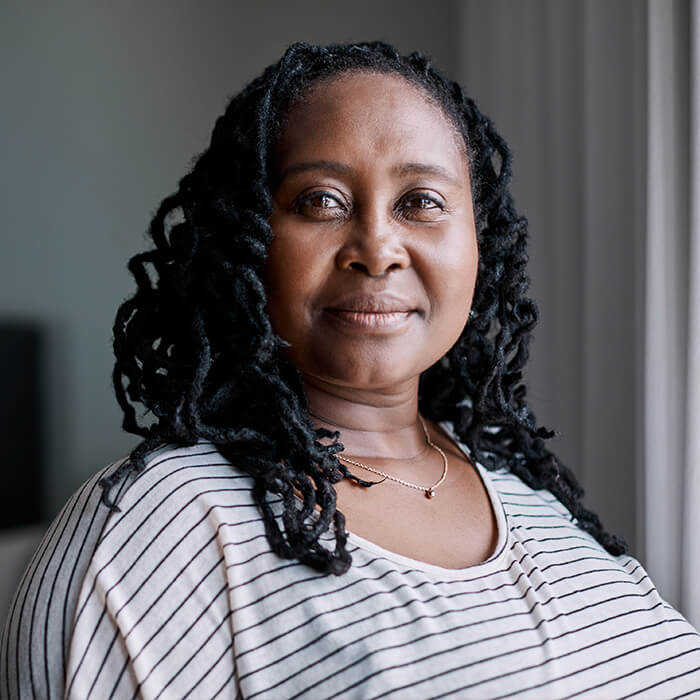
[1,431,699,699]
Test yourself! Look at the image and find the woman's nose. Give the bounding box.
[335,211,411,276]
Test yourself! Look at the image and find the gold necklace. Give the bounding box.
[336,416,448,499]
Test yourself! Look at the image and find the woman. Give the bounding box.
[2,41,699,699]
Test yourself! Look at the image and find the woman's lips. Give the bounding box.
[324,309,413,330]
[322,293,419,331]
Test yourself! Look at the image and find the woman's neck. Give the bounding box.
[304,375,427,459]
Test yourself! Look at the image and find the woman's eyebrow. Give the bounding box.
[275,160,353,181]
[274,161,462,187]
[391,162,462,186]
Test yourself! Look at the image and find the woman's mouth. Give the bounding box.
[322,293,419,331]
[324,309,413,330]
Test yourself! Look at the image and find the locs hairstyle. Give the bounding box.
[102,41,625,575]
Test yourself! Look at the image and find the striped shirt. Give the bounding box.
[2,429,700,699]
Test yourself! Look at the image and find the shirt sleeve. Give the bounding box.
[64,473,239,699]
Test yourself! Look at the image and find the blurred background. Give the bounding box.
[1,0,698,626]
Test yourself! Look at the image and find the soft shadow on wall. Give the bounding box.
[457,0,647,557]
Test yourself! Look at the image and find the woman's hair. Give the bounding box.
[102,41,626,574]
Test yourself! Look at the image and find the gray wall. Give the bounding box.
[0,1,458,519]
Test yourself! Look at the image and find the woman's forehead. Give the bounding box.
[272,72,468,179]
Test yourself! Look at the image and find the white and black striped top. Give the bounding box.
[2,430,700,699]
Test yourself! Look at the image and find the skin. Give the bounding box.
[266,72,496,568]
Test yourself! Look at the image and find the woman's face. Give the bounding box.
[266,72,478,392]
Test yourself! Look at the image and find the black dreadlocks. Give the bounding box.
[102,41,626,575]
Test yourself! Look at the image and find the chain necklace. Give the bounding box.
[336,416,448,499]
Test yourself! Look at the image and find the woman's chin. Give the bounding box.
[299,354,428,394]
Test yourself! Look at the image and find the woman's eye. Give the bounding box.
[295,192,346,219]
[399,193,445,219]
[409,195,436,208]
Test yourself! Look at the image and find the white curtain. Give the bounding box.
[647,0,700,625]
[685,0,700,625]
[458,0,699,625]
[687,0,700,627]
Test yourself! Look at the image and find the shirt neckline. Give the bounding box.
[345,421,510,581]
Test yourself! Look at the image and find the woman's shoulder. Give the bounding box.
[0,442,258,700]
[104,440,256,524]
[1,455,122,699]
[85,440,264,581]
[52,441,259,571]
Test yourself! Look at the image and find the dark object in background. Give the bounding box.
[0,322,42,528]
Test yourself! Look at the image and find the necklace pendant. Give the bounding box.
[336,416,447,499]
